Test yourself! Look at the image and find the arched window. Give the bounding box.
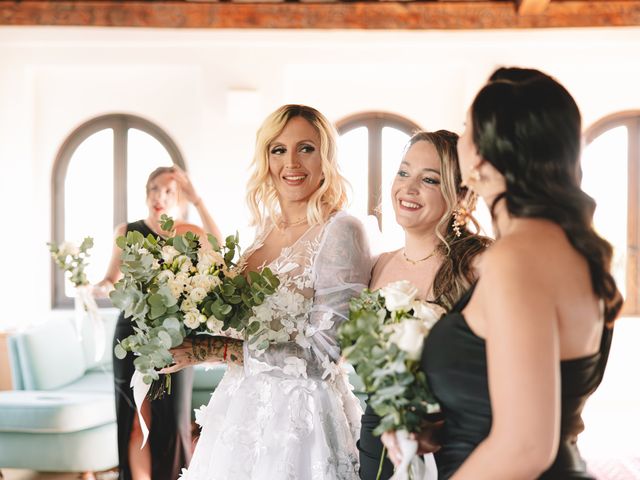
[336,112,421,249]
[52,114,185,308]
[583,111,640,315]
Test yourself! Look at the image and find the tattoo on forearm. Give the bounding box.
[191,336,244,365]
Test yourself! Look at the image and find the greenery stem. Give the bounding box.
[376,445,386,480]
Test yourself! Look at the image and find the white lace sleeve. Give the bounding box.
[308,214,373,368]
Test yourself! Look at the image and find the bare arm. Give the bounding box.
[171,165,223,244]
[93,223,127,298]
[452,242,559,479]
[160,336,244,374]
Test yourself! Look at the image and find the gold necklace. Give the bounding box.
[278,216,308,229]
[402,248,438,265]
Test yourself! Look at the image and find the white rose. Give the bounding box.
[161,245,180,264]
[157,269,175,284]
[380,280,419,312]
[190,274,212,291]
[138,247,149,255]
[167,278,184,299]
[190,287,207,304]
[183,310,201,329]
[181,298,196,313]
[199,249,225,267]
[410,301,443,329]
[389,318,430,361]
[206,316,224,333]
[175,272,189,286]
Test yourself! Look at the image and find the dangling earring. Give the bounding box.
[452,166,480,237]
[452,189,478,237]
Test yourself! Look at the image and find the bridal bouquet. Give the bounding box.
[339,280,443,480]
[49,237,105,360]
[110,215,280,388]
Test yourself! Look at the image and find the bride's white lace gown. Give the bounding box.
[182,212,372,480]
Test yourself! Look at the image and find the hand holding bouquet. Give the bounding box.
[110,215,279,387]
[339,280,444,480]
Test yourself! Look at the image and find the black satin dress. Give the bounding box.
[113,220,194,480]
[422,284,612,479]
[358,402,395,480]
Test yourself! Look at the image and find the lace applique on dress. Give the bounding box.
[181,212,373,480]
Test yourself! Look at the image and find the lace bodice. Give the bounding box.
[241,211,372,381]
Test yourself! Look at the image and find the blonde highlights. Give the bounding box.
[406,131,490,310]
[246,105,348,227]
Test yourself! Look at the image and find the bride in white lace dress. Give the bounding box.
[168,105,372,480]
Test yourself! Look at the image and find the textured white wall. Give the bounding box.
[1,26,639,324]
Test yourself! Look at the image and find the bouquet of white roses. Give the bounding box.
[49,237,105,360]
[110,215,280,390]
[339,280,443,480]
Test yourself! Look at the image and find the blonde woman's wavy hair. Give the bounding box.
[246,104,348,227]
[405,131,491,310]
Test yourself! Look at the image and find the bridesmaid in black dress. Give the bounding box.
[358,131,490,480]
[383,69,623,478]
[94,166,222,480]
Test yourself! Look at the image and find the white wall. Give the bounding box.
[1,25,640,326]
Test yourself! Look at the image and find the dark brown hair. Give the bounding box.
[471,69,623,324]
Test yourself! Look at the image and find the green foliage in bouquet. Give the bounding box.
[339,289,439,436]
[111,215,279,386]
[48,237,94,287]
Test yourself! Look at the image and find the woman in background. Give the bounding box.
[95,165,221,480]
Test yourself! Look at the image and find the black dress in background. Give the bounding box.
[421,283,613,479]
[113,220,194,480]
[358,402,395,480]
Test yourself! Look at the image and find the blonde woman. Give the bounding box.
[171,105,373,479]
[358,131,490,479]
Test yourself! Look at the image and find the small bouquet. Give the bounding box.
[49,237,105,361]
[110,215,280,389]
[339,280,443,480]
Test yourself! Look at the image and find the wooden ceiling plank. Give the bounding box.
[0,1,639,30]
[517,0,552,15]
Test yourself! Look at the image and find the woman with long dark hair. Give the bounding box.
[383,68,623,479]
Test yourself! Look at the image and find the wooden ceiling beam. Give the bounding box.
[516,0,552,15]
[0,1,639,30]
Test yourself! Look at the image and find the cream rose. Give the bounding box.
[380,280,419,312]
[161,245,180,264]
[183,310,202,329]
[198,249,225,268]
[410,301,443,329]
[388,318,430,361]
[206,316,224,333]
[189,287,207,304]
[180,298,196,313]
[157,269,175,284]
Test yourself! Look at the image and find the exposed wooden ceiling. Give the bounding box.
[0,1,638,30]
